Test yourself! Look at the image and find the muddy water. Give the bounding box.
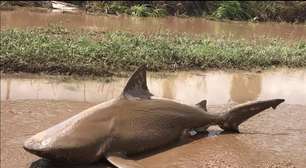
[1,8,306,41]
[1,69,306,168]
[1,68,306,105]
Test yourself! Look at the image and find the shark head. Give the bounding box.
[23,65,153,163]
[23,130,65,162]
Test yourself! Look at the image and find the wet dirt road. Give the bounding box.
[1,69,306,168]
[1,100,306,168]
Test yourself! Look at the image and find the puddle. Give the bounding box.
[1,68,305,105]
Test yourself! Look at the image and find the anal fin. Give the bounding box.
[106,153,143,168]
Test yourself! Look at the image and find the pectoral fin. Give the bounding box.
[106,153,143,168]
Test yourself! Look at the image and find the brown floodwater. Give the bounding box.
[1,68,306,105]
[1,8,306,41]
[1,69,306,168]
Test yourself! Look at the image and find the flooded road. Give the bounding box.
[1,8,306,41]
[1,69,306,168]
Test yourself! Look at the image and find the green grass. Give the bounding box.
[1,27,305,76]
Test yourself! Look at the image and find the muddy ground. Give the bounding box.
[1,100,305,168]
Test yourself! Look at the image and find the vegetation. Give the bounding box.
[1,1,305,22]
[86,2,167,17]
[212,1,250,20]
[84,1,306,22]
[1,27,305,76]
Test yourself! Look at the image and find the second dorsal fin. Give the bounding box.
[121,65,153,99]
[196,100,207,111]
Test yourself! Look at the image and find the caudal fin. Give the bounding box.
[218,99,285,133]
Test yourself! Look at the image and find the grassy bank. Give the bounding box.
[1,27,305,76]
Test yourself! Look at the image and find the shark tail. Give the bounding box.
[217,99,285,133]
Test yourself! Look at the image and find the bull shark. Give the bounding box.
[23,65,285,168]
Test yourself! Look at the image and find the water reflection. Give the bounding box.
[1,68,305,105]
[230,73,262,103]
[161,77,176,99]
[1,8,306,41]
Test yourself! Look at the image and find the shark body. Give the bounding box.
[24,65,285,168]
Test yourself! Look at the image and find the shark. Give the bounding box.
[23,65,285,168]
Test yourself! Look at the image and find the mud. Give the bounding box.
[1,8,306,41]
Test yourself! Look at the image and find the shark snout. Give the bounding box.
[23,135,100,164]
[23,138,43,155]
[23,136,52,157]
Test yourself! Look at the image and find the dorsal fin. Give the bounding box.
[196,100,207,111]
[121,65,153,99]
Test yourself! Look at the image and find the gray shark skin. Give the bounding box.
[23,65,285,168]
